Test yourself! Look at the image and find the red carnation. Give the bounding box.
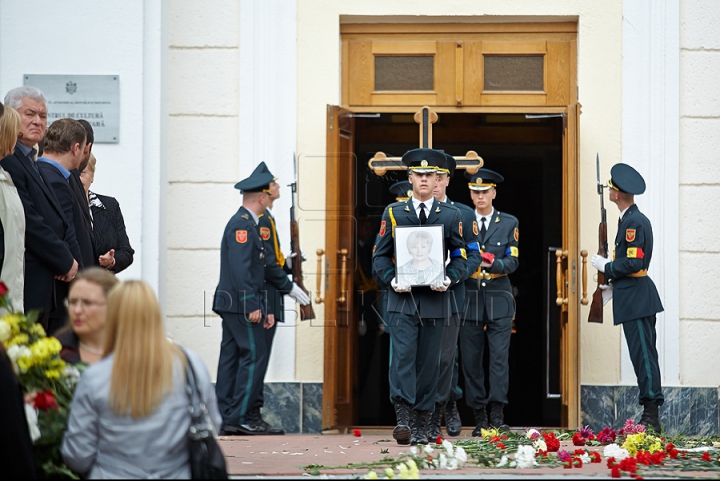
[496,443,506,450]
[611,466,621,478]
[352,429,362,437]
[0,281,8,297]
[34,390,58,411]
[702,452,712,462]
[436,435,445,444]
[543,431,560,452]
[572,432,586,446]
[573,457,583,468]
[590,451,602,463]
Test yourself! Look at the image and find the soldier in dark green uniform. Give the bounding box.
[213,166,275,436]
[591,163,664,432]
[253,162,311,434]
[427,153,481,438]
[373,148,467,446]
[459,168,519,433]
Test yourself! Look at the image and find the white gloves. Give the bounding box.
[284,251,306,270]
[430,277,452,292]
[289,282,311,305]
[391,277,411,293]
[599,284,613,306]
[591,254,611,273]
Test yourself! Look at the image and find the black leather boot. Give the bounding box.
[639,403,661,432]
[252,407,285,435]
[444,400,462,437]
[410,410,430,445]
[488,402,509,430]
[428,403,444,439]
[471,407,489,437]
[393,401,412,445]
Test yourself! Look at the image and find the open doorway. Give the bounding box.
[353,112,564,428]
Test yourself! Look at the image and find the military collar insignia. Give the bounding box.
[435,206,441,213]
[241,214,249,219]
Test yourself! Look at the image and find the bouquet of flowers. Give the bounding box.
[0,282,81,478]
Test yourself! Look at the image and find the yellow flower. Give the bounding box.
[364,470,378,479]
[30,323,46,337]
[481,428,498,438]
[0,320,11,342]
[6,332,29,347]
[385,467,395,478]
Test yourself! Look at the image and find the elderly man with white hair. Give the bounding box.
[0,86,79,329]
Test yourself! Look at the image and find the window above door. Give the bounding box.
[342,22,577,110]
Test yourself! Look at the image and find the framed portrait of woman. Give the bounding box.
[394,225,445,287]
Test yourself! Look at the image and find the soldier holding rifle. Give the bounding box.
[591,163,664,432]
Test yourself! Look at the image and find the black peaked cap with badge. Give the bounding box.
[234,162,275,193]
[465,168,504,191]
[389,180,413,201]
[609,163,646,195]
[440,153,457,178]
[402,148,445,173]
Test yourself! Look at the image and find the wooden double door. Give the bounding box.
[321,104,581,430]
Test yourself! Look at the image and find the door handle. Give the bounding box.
[580,250,589,305]
[337,248,349,305]
[315,249,325,304]
[555,249,569,306]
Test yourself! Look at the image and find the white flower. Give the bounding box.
[533,439,547,452]
[6,344,31,373]
[442,439,454,456]
[423,444,434,454]
[438,452,447,470]
[409,446,418,456]
[603,443,630,461]
[446,458,458,470]
[454,446,467,465]
[579,452,591,465]
[514,445,538,469]
[526,428,541,440]
[25,404,41,442]
[0,320,11,342]
[497,455,509,467]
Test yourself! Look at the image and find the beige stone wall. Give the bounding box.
[679,0,720,386]
[165,0,241,378]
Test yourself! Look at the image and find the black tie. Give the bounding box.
[480,217,487,240]
[418,203,427,225]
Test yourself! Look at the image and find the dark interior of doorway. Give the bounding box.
[353,112,564,429]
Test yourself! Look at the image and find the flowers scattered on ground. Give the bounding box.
[354,429,363,437]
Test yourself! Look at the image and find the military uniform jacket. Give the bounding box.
[373,199,467,319]
[258,210,293,322]
[464,210,519,321]
[444,199,482,314]
[212,206,266,315]
[604,204,663,324]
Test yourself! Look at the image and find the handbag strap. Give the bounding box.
[179,346,211,429]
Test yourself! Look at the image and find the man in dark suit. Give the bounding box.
[1,87,78,328]
[213,166,274,436]
[72,119,97,266]
[460,168,519,433]
[373,148,467,445]
[37,118,91,335]
[592,163,664,432]
[427,153,482,439]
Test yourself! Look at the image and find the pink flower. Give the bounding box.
[578,425,593,439]
[558,450,572,462]
[598,427,617,444]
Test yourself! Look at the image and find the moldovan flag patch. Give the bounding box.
[236,230,248,243]
[510,246,519,257]
[627,247,645,259]
[626,229,636,242]
[379,221,387,237]
[260,227,271,241]
[459,221,463,237]
[514,227,519,242]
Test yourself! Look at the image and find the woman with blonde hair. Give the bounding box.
[61,280,221,478]
[0,104,26,311]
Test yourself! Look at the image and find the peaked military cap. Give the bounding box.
[439,153,457,178]
[465,168,504,191]
[234,162,275,193]
[608,163,646,195]
[402,148,444,174]
[389,180,412,201]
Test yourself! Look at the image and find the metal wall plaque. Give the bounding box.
[23,74,120,143]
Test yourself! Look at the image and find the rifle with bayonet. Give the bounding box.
[289,154,315,321]
[588,153,607,323]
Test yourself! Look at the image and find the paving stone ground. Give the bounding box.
[217,431,718,479]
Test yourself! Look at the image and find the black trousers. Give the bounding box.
[387,311,444,412]
[435,313,461,405]
[215,313,276,427]
[622,315,664,406]
[459,315,513,409]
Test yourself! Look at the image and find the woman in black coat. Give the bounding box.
[80,154,134,273]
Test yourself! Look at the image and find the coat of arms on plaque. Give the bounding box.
[66,81,77,94]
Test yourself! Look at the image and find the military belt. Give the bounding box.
[627,269,648,278]
[470,270,507,280]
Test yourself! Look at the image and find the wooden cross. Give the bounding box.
[368,106,483,176]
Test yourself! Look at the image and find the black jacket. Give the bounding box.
[90,192,134,273]
[0,147,75,312]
